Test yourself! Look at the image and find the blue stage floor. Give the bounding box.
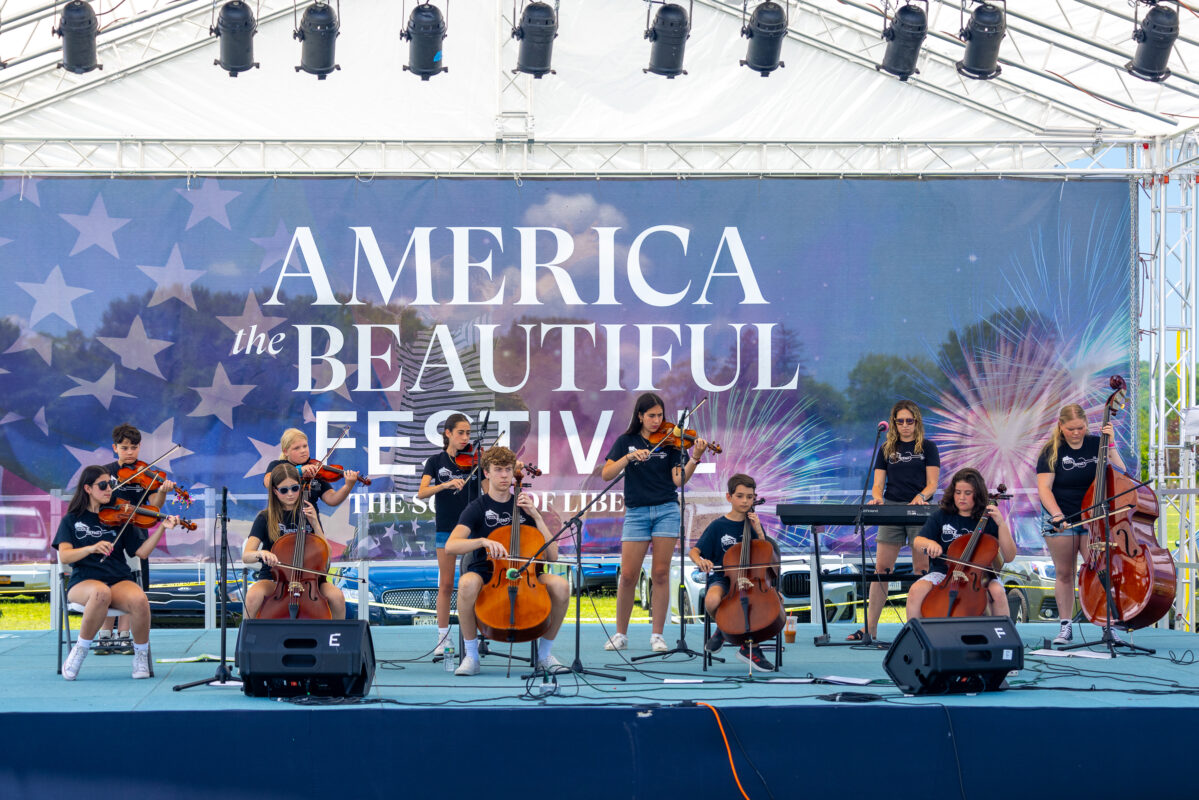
[3,622,1199,799]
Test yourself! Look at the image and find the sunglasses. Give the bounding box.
[93,480,114,491]
[275,485,302,495]
[895,418,917,426]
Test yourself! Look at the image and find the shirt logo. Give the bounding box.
[74,521,105,540]
[1060,455,1098,471]
[888,450,925,464]
[483,509,514,528]
[940,524,968,543]
[720,534,738,550]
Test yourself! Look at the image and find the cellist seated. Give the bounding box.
[906,468,1016,622]
[242,463,346,620]
[445,447,570,677]
[688,473,777,672]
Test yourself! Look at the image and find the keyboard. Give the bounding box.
[775,503,935,527]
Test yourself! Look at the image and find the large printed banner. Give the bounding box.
[0,177,1133,561]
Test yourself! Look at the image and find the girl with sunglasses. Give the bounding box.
[242,463,346,619]
[847,400,941,641]
[56,465,182,680]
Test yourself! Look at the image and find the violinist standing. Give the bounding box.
[416,413,473,657]
[242,463,346,620]
[99,423,175,652]
[56,466,181,680]
[601,392,709,653]
[906,468,1015,621]
[1036,404,1122,645]
[444,447,569,676]
[263,428,361,510]
[851,401,940,641]
[688,473,776,672]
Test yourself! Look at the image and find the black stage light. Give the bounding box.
[740,1,787,77]
[402,1,448,80]
[295,1,340,79]
[1127,1,1180,83]
[511,1,558,78]
[956,0,1005,80]
[644,1,692,78]
[54,0,101,74]
[211,0,259,77]
[877,1,927,81]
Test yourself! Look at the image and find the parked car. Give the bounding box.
[543,556,619,593]
[144,564,243,624]
[1001,555,1067,623]
[336,563,459,625]
[0,563,52,600]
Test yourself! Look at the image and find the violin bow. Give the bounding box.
[452,431,508,495]
[111,444,180,491]
[1052,478,1156,529]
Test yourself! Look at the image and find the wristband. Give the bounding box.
[1108,442,1116,448]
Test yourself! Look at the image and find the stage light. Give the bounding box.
[53,0,100,75]
[211,0,258,77]
[1126,1,1180,83]
[511,1,558,78]
[877,1,927,82]
[956,0,1005,81]
[740,1,787,77]
[644,1,693,78]
[295,1,340,79]
[402,1,448,81]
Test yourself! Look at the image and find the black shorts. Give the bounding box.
[68,573,137,590]
[464,557,494,584]
[706,574,731,595]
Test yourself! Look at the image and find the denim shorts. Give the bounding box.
[435,530,452,548]
[621,501,681,542]
[1041,509,1086,538]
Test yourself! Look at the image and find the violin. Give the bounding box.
[256,504,332,620]
[713,503,785,646]
[99,500,198,532]
[474,464,552,644]
[919,485,1011,619]
[647,419,724,454]
[304,459,372,487]
[453,444,479,470]
[1078,376,1175,630]
[117,461,192,506]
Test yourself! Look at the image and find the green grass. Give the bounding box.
[0,594,51,630]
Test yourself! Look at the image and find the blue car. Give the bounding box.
[335,563,460,625]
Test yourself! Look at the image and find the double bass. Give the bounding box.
[1078,376,1175,630]
[919,486,1010,619]
[713,504,785,646]
[474,465,552,644]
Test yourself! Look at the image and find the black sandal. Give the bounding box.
[845,628,866,642]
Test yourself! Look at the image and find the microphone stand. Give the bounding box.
[173,487,241,690]
[633,404,703,663]
[815,423,888,649]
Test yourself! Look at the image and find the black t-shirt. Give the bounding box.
[605,433,685,508]
[455,493,536,574]
[266,459,332,508]
[917,508,998,575]
[248,509,317,581]
[53,510,140,587]
[422,451,471,532]
[695,516,753,564]
[1036,435,1102,521]
[874,439,940,502]
[103,460,151,553]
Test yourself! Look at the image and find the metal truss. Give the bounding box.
[1147,129,1199,630]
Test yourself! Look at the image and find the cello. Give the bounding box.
[920,485,1010,619]
[474,464,552,644]
[1078,376,1175,630]
[256,484,332,620]
[713,503,785,647]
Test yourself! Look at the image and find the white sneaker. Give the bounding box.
[433,630,452,656]
[603,633,628,651]
[537,654,570,675]
[1053,621,1073,646]
[650,634,669,653]
[131,649,151,679]
[454,655,481,676]
[62,643,88,681]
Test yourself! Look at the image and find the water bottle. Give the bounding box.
[443,642,455,672]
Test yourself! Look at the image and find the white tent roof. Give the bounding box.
[0,0,1195,173]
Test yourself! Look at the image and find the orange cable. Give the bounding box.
[695,701,753,800]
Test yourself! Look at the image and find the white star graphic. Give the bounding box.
[137,245,204,310]
[16,266,92,328]
[251,220,293,274]
[33,407,48,436]
[0,237,11,247]
[2,316,52,365]
[137,418,196,474]
[96,316,173,379]
[61,365,136,410]
[244,436,281,478]
[0,177,41,206]
[176,179,241,230]
[216,291,287,341]
[322,499,355,551]
[307,360,358,401]
[303,401,317,424]
[65,443,118,487]
[188,363,254,429]
[0,412,21,425]
[59,195,131,257]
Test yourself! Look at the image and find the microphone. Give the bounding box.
[506,567,520,580]
[479,408,491,433]
[877,420,889,432]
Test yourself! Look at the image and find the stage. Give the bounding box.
[2,621,1198,799]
